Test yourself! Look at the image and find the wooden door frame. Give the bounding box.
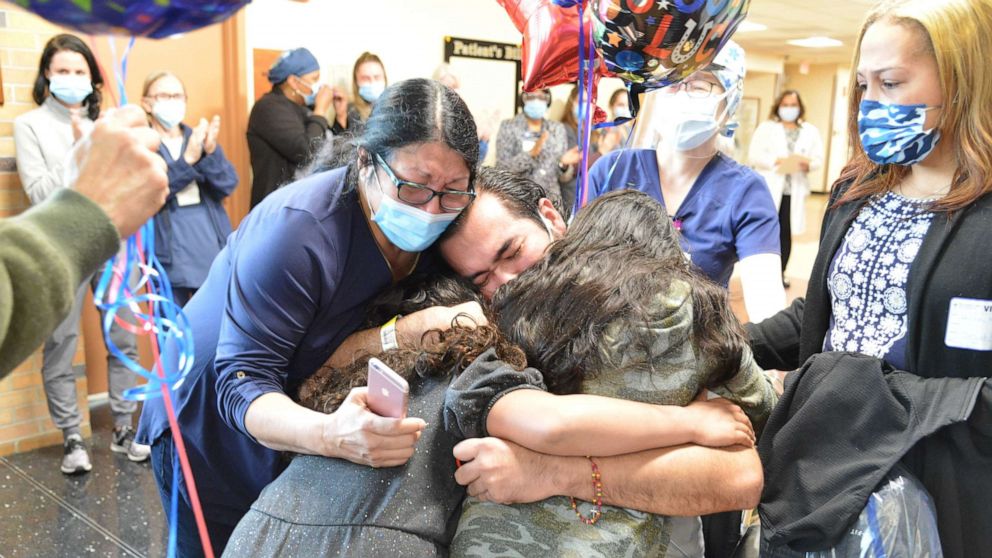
[219,11,252,229]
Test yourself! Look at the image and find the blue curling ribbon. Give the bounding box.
[93,224,194,558]
[574,0,590,214]
[92,220,195,399]
[93,37,196,558]
[106,36,136,105]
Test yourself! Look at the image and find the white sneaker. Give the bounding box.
[61,434,93,474]
[110,426,151,462]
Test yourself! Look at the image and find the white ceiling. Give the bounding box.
[734,0,878,65]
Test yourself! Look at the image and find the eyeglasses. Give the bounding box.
[658,80,719,99]
[374,153,475,212]
[522,93,550,103]
[146,93,187,102]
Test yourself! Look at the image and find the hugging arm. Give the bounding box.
[453,437,762,515]
[486,389,755,456]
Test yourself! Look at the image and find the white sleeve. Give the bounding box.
[13,118,65,205]
[803,124,825,172]
[748,121,780,172]
[737,253,787,323]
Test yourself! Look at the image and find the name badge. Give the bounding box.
[175,182,201,207]
[945,297,992,351]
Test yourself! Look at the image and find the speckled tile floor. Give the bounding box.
[0,403,167,558]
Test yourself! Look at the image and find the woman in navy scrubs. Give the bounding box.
[137,78,482,556]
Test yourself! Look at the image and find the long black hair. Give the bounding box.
[494,190,749,395]
[33,34,103,120]
[300,78,479,192]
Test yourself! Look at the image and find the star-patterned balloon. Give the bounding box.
[591,0,751,92]
[15,0,250,38]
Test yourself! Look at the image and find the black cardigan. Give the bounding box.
[747,183,992,558]
[246,88,329,209]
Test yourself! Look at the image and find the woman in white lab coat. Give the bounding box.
[748,90,824,284]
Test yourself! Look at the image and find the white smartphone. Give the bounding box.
[367,357,409,419]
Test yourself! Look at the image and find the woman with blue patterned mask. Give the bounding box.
[748,2,992,556]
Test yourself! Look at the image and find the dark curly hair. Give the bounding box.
[297,273,525,414]
[493,189,749,395]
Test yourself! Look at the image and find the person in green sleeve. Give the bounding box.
[0,105,168,377]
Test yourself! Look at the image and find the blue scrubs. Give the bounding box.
[137,167,432,531]
[586,149,780,286]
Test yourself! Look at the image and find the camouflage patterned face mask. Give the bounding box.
[858,99,942,166]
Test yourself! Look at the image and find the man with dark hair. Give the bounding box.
[439,168,568,299]
[435,168,763,553]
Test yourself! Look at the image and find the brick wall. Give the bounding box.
[0,8,91,456]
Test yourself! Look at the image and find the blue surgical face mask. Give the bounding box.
[153,99,186,130]
[523,99,548,121]
[660,89,731,151]
[370,169,457,252]
[49,74,93,105]
[297,78,319,106]
[858,99,941,166]
[358,82,385,103]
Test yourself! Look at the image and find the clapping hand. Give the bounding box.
[203,115,221,155]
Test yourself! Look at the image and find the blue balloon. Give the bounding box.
[17,0,251,39]
[615,50,646,71]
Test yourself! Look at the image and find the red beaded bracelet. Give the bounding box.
[569,456,603,525]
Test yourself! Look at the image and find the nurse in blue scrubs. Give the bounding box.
[586,41,786,323]
[137,78,482,556]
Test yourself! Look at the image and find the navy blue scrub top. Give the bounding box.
[586,149,780,287]
[137,166,433,523]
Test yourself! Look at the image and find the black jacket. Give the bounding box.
[757,351,985,551]
[246,88,328,208]
[747,184,992,558]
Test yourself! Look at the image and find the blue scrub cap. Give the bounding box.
[267,48,320,84]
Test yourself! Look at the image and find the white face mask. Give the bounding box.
[778,106,800,123]
[657,89,732,151]
[613,106,631,120]
[153,99,186,130]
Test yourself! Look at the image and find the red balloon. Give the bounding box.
[498,0,609,123]
[498,0,580,91]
